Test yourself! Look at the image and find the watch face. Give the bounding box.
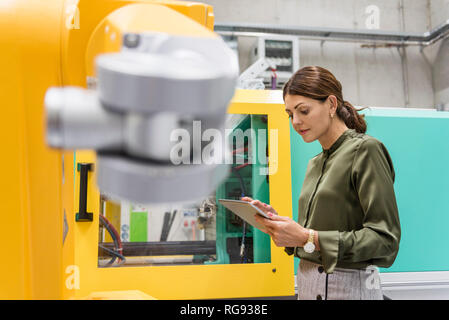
[304,242,315,253]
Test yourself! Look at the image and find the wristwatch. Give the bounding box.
[303,229,316,253]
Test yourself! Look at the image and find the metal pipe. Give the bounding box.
[214,19,449,46]
[420,45,436,107]
[398,0,410,107]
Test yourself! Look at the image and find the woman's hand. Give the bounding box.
[241,196,278,216]
[240,197,309,247]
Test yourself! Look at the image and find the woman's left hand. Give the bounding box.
[240,197,309,247]
[254,210,308,248]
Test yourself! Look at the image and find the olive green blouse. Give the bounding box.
[285,129,401,274]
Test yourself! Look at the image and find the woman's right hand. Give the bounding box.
[240,196,278,216]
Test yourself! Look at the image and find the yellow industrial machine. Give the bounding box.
[0,0,294,299]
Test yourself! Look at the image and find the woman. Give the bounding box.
[242,66,401,300]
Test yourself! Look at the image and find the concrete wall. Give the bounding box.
[433,39,449,109]
[430,0,449,109]
[429,0,449,28]
[203,0,449,109]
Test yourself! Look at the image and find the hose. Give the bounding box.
[99,214,125,266]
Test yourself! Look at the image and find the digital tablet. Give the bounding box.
[218,199,273,230]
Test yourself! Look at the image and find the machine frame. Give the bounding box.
[69,90,294,299]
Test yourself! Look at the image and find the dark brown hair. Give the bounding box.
[283,66,367,134]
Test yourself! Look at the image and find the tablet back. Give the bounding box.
[218,199,271,231]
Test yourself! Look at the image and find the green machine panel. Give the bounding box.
[211,114,271,265]
[290,107,449,273]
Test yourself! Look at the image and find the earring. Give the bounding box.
[330,113,334,118]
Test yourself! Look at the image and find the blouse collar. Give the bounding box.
[322,129,354,156]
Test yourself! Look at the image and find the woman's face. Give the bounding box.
[284,94,332,143]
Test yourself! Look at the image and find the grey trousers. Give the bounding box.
[297,259,384,300]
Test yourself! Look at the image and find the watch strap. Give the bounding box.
[308,229,314,244]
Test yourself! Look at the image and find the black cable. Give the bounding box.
[99,215,124,266]
[232,167,247,196]
[160,212,172,242]
[160,210,178,242]
[167,210,177,238]
[232,166,248,264]
[99,244,126,264]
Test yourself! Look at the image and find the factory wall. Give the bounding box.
[204,0,449,109]
[429,0,449,110]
